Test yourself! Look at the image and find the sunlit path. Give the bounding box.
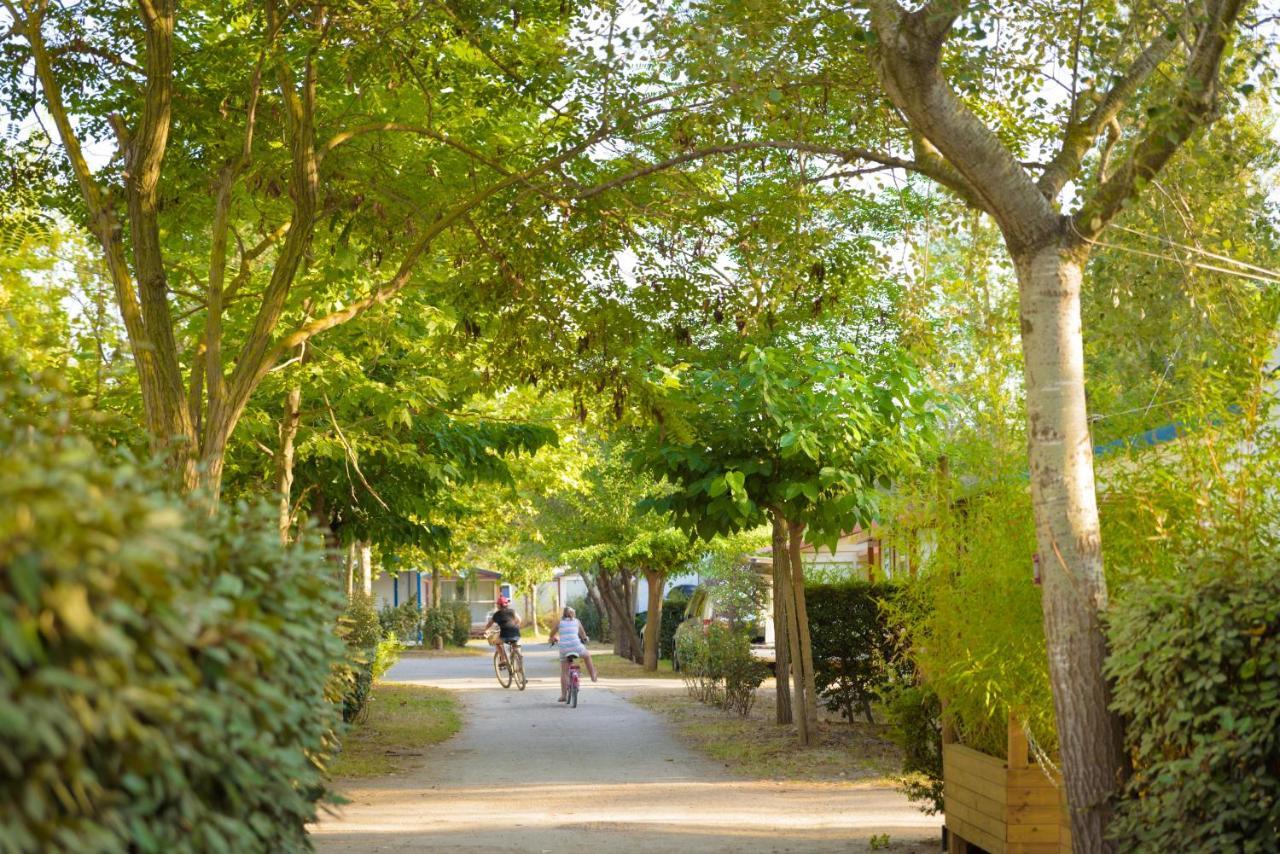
[311,647,941,853]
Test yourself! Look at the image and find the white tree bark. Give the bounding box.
[359,542,373,596]
[1015,241,1124,851]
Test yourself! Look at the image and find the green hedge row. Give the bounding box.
[0,372,346,852]
[804,581,913,723]
[1107,563,1280,851]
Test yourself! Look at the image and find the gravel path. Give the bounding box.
[311,645,942,853]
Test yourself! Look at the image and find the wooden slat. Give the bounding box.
[945,781,1005,825]
[948,815,1005,854]
[945,743,1007,785]
[946,775,1008,808]
[1006,785,1066,807]
[1007,804,1067,825]
[947,798,1007,842]
[1007,843,1063,854]
[1007,768,1061,788]
[1008,823,1062,844]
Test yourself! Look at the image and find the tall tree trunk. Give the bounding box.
[769,511,793,726]
[586,581,611,643]
[772,510,810,745]
[276,383,302,543]
[787,519,820,740]
[642,568,664,671]
[345,541,356,599]
[359,541,372,596]
[599,569,642,661]
[1015,240,1125,850]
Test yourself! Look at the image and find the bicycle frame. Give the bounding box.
[565,655,582,708]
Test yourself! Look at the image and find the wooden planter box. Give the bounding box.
[944,717,1071,854]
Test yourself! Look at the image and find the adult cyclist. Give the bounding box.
[482,595,521,670]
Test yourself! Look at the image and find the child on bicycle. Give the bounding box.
[482,595,521,669]
[548,606,598,702]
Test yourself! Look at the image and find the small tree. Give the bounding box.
[638,343,936,743]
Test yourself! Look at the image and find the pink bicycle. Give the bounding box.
[565,653,582,708]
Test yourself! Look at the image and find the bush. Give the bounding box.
[421,606,454,647]
[675,619,767,716]
[883,683,944,814]
[343,592,382,649]
[372,635,403,681]
[0,371,345,852]
[806,581,913,723]
[660,595,687,662]
[1106,563,1280,852]
[569,594,606,641]
[339,593,383,722]
[449,601,471,646]
[378,600,422,643]
[881,480,1053,758]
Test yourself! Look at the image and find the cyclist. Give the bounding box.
[482,595,521,670]
[548,606,598,702]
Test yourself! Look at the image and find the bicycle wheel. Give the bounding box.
[569,681,578,708]
[494,648,513,688]
[512,649,527,690]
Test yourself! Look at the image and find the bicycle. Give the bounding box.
[493,637,527,691]
[564,652,582,708]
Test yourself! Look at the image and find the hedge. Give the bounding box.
[1106,563,1280,851]
[805,581,913,723]
[0,371,346,852]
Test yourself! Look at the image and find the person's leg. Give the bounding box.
[559,658,569,701]
[497,640,509,667]
[582,649,598,681]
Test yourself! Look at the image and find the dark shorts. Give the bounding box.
[499,631,520,644]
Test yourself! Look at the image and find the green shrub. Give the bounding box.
[339,593,386,722]
[675,619,767,716]
[422,606,454,647]
[0,372,345,852]
[806,581,913,723]
[372,636,403,681]
[378,600,422,643]
[1106,563,1280,852]
[449,601,471,646]
[343,592,381,649]
[660,594,687,662]
[569,594,606,640]
[882,480,1053,757]
[883,683,944,814]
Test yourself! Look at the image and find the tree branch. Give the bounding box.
[263,126,608,367]
[572,139,986,210]
[1038,31,1176,199]
[1072,0,1247,242]
[867,0,1058,252]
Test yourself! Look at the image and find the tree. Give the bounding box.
[861,8,1259,844]
[1,0,608,500]
[608,3,1270,841]
[638,342,936,742]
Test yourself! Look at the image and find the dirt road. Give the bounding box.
[311,645,942,853]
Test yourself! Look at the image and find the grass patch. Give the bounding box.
[398,644,488,658]
[591,653,682,680]
[631,691,899,783]
[330,683,460,778]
